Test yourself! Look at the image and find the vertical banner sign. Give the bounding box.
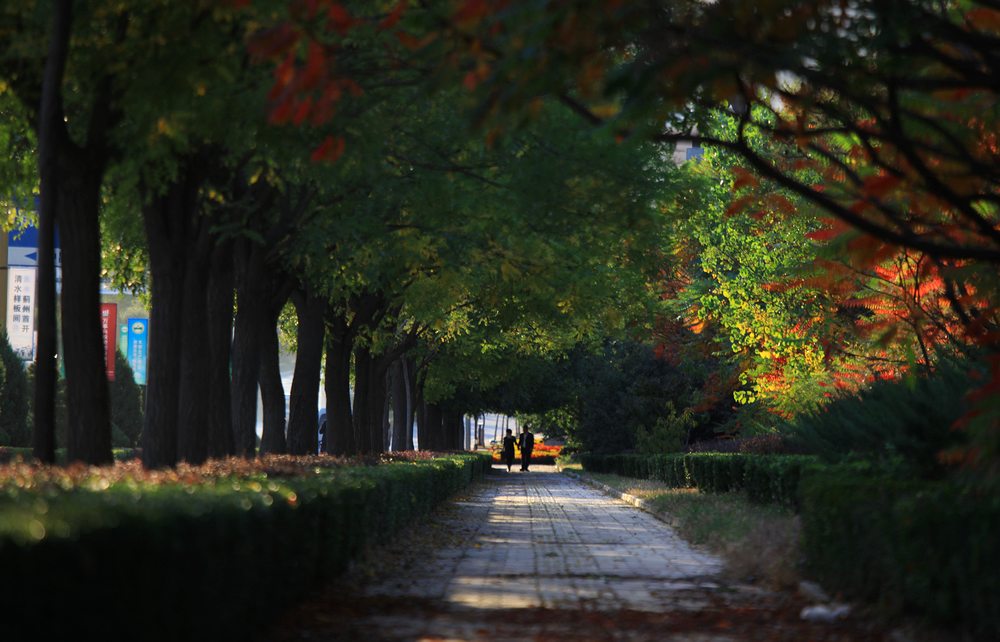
[118,323,128,355]
[6,267,36,361]
[100,303,117,381]
[126,317,149,385]
[7,225,61,363]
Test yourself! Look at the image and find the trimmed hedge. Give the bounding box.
[579,452,817,509]
[800,470,1000,638]
[580,452,998,636]
[0,453,491,641]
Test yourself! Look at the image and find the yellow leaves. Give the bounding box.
[498,259,521,281]
[590,103,620,119]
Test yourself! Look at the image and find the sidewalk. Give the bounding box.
[261,466,884,641]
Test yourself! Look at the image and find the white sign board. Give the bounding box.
[7,267,36,361]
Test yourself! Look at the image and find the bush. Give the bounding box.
[110,351,143,447]
[785,358,978,478]
[800,469,1000,637]
[0,331,28,447]
[635,402,695,454]
[0,453,491,641]
[580,452,818,509]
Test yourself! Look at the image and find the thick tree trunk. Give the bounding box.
[287,290,326,455]
[415,384,427,451]
[403,358,415,450]
[369,364,387,454]
[324,314,353,455]
[205,240,235,459]
[390,359,407,451]
[258,320,286,455]
[176,222,212,464]
[424,402,444,451]
[443,411,464,451]
[142,172,198,468]
[59,161,112,465]
[230,239,266,458]
[352,343,373,454]
[382,375,391,451]
[33,0,73,464]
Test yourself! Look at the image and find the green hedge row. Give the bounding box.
[0,453,491,641]
[580,452,998,636]
[579,452,817,508]
[800,470,1000,639]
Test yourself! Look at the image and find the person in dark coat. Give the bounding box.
[502,429,517,472]
[518,429,535,471]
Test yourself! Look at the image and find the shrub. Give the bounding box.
[580,452,818,509]
[800,468,1000,637]
[110,350,143,447]
[0,331,28,447]
[0,453,491,640]
[785,358,978,478]
[635,402,695,454]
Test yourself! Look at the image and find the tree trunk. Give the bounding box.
[382,373,391,451]
[205,240,235,459]
[444,412,465,450]
[403,358,415,450]
[324,313,353,455]
[287,289,326,455]
[142,170,199,468]
[390,359,407,451]
[176,221,212,464]
[33,0,73,464]
[258,319,286,455]
[415,384,427,451]
[369,363,387,454]
[424,402,444,451]
[352,343,373,454]
[230,239,266,458]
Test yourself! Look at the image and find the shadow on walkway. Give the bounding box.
[258,466,886,641]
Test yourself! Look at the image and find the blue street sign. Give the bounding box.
[126,317,149,386]
[8,225,60,267]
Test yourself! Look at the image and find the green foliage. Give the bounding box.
[800,469,1000,637]
[784,357,979,478]
[580,452,819,510]
[0,330,28,447]
[568,340,706,454]
[518,408,575,441]
[109,351,143,448]
[635,402,696,455]
[0,453,491,640]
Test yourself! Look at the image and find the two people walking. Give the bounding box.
[501,428,534,472]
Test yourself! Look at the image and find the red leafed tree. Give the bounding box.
[247,1,1000,469]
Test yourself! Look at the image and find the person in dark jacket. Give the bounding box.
[502,429,517,472]
[518,429,535,471]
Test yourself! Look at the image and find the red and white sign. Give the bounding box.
[100,303,117,381]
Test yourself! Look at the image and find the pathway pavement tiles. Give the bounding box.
[260,466,889,641]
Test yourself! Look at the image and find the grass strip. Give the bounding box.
[570,467,801,588]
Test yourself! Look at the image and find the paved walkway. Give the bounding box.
[262,467,884,641]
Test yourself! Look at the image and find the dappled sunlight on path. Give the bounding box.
[260,466,887,641]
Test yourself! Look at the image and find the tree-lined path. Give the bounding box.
[261,468,883,641]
